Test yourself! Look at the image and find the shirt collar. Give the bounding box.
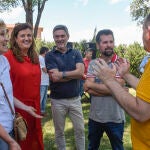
[53,47,72,54]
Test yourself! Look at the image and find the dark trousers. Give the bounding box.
[88,119,124,150]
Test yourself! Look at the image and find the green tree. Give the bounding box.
[90,27,97,43]
[35,39,55,53]
[0,0,18,12]
[0,0,48,38]
[115,42,146,78]
[115,44,128,58]
[126,42,145,77]
[74,40,87,56]
[130,0,150,25]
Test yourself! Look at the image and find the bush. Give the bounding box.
[115,42,146,78]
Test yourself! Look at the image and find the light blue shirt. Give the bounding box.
[39,55,49,85]
[0,55,14,133]
[139,55,150,73]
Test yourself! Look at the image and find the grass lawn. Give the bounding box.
[42,89,136,149]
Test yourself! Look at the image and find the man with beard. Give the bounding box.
[84,29,125,150]
[92,14,150,149]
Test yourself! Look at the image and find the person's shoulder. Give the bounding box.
[71,48,80,53]
[91,58,97,63]
[0,55,10,68]
[88,59,96,66]
[0,55,7,62]
[3,49,13,61]
[39,55,43,59]
[4,49,12,56]
[45,50,53,57]
[145,55,150,60]
[71,49,82,57]
[39,55,44,61]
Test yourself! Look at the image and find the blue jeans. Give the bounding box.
[40,85,48,113]
[0,130,14,150]
[88,119,124,150]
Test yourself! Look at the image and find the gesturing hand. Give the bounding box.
[92,59,117,82]
[26,106,43,118]
[116,58,130,77]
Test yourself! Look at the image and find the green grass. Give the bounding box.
[42,89,136,149]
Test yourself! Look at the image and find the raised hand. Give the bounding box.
[116,58,130,77]
[26,106,43,118]
[93,59,117,82]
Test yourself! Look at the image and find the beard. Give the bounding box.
[102,48,114,57]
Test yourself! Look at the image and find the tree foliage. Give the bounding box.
[0,0,48,38]
[35,39,55,53]
[0,0,19,12]
[130,0,150,25]
[115,42,146,78]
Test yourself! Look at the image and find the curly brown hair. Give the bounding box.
[10,23,39,64]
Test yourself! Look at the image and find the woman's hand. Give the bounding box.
[26,106,43,118]
[93,59,117,83]
[14,97,43,118]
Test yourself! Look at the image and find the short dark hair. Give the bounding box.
[96,29,114,43]
[39,46,49,54]
[144,14,150,29]
[53,25,69,36]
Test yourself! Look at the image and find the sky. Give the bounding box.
[0,0,143,46]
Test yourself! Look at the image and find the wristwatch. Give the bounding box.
[62,71,67,79]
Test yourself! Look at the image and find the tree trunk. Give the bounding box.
[22,0,48,38]
[22,0,33,27]
[25,10,33,26]
[26,0,33,26]
[34,0,47,38]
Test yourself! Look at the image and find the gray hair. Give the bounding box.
[53,25,69,36]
